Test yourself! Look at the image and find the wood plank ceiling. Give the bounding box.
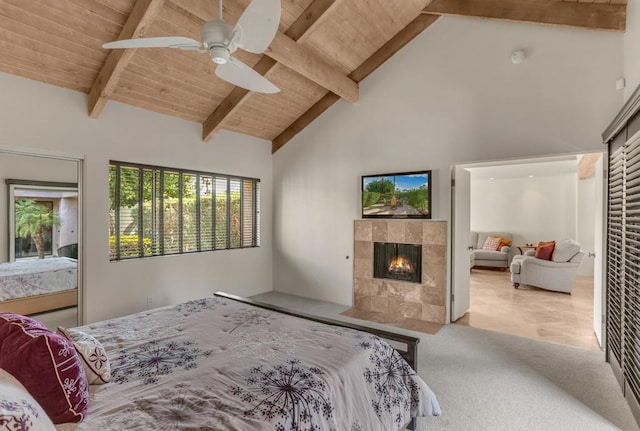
[0,0,627,153]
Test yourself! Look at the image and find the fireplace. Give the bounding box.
[373,242,422,283]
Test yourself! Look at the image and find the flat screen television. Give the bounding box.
[362,170,432,219]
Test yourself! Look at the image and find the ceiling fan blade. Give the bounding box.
[215,57,280,94]
[234,0,281,54]
[103,36,201,50]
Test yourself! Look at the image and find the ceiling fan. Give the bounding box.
[103,0,281,94]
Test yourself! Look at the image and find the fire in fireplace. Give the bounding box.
[373,242,422,283]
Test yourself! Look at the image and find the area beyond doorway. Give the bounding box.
[455,269,600,351]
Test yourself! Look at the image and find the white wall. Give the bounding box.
[625,0,640,101]
[0,73,273,323]
[469,156,601,277]
[470,173,577,248]
[272,16,623,305]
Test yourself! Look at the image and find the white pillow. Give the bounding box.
[552,239,581,262]
[0,368,56,431]
[57,327,111,385]
[482,236,501,251]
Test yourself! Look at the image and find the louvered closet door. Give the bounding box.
[624,137,640,400]
[608,144,625,367]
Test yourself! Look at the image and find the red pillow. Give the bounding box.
[534,241,556,261]
[0,313,88,424]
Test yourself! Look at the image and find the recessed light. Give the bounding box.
[490,177,495,180]
[528,175,534,178]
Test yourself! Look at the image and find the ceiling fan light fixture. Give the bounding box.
[209,46,230,64]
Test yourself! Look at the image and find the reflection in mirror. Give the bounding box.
[0,152,81,331]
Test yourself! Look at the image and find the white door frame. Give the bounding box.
[0,146,85,326]
[450,165,471,322]
[593,153,607,347]
[450,153,607,338]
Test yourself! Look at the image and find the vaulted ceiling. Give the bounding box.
[0,0,627,152]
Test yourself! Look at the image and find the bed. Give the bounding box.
[0,257,77,315]
[58,292,440,431]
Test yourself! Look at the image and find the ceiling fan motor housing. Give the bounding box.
[201,20,236,64]
[201,20,235,49]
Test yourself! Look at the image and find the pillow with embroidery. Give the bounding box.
[0,368,56,431]
[0,313,88,424]
[482,236,502,251]
[58,327,111,385]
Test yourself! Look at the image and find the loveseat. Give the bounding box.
[510,239,584,294]
[470,231,512,270]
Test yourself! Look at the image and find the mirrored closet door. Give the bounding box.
[0,149,83,330]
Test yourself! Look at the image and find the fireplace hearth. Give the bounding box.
[374,242,422,283]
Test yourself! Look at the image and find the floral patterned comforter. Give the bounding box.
[72,297,440,431]
[0,257,77,301]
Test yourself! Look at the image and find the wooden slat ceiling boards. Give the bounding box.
[0,0,627,152]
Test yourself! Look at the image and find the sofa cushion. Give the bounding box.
[0,313,88,424]
[534,241,555,261]
[473,250,507,261]
[552,239,581,263]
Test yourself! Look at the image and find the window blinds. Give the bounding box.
[624,138,640,400]
[608,144,624,369]
[607,133,640,409]
[109,162,260,261]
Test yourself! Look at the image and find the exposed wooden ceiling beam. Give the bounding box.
[422,0,626,32]
[286,0,338,42]
[578,153,602,180]
[87,0,166,118]
[264,32,358,104]
[202,0,340,142]
[271,14,440,153]
[167,0,357,100]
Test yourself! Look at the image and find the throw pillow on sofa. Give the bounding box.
[482,236,502,251]
[535,241,555,261]
[498,237,512,250]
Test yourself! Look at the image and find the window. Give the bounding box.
[15,200,54,259]
[109,161,260,261]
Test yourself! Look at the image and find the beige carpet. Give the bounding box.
[253,291,638,431]
[30,306,78,330]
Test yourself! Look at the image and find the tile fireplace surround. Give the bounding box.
[350,219,447,325]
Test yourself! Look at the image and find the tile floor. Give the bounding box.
[456,268,601,350]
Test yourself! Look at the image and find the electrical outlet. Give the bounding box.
[147,296,154,307]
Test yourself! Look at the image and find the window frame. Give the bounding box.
[109,160,260,261]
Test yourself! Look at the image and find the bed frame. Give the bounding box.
[0,289,77,315]
[214,291,420,430]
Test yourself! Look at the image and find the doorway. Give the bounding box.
[450,153,606,350]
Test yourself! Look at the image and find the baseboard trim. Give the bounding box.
[625,386,640,426]
[608,352,640,426]
[609,352,624,389]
